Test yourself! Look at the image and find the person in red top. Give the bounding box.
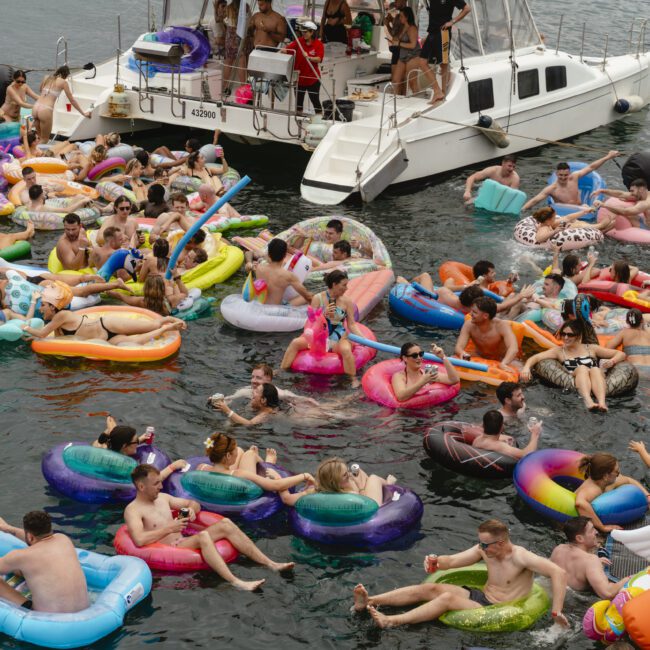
[284,21,324,114]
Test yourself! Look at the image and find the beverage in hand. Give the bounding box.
[143,426,155,445]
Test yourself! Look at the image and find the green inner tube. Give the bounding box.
[63,445,137,483]
[0,240,31,262]
[532,359,639,396]
[295,492,379,525]
[181,470,264,505]
[425,564,550,632]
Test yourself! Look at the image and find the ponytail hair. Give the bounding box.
[579,453,617,480]
[626,308,644,328]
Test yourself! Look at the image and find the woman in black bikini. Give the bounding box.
[520,321,626,411]
[320,0,351,44]
[22,288,186,345]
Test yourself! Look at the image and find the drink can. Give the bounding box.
[215,145,224,158]
[144,426,155,445]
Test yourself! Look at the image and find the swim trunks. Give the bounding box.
[466,587,492,607]
[21,599,33,610]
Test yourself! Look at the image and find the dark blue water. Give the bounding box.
[1,1,649,648]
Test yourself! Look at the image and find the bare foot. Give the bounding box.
[233,578,265,591]
[249,444,259,455]
[386,474,397,485]
[350,376,361,389]
[396,276,408,284]
[429,93,445,105]
[598,403,609,412]
[265,448,277,464]
[268,561,295,572]
[115,278,132,292]
[353,584,369,612]
[368,605,394,628]
[161,320,186,333]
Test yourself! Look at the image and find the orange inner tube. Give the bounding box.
[439,261,514,297]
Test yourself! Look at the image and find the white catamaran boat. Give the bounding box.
[47,0,649,204]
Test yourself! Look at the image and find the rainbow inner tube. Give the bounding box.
[289,484,423,547]
[513,448,648,523]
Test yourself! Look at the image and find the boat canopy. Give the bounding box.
[163,0,210,27]
[453,0,543,59]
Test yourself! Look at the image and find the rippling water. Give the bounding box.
[1,1,649,648]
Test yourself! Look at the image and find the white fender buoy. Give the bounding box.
[477,115,510,148]
[614,95,645,114]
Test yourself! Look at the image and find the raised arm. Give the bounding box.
[521,549,568,626]
[576,150,619,178]
[523,186,553,211]
[436,545,482,570]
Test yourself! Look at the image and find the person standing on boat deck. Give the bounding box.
[463,155,520,204]
[284,21,324,115]
[420,0,471,105]
[250,0,287,48]
[522,150,620,211]
[385,0,407,93]
[320,0,352,44]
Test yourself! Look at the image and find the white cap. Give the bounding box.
[301,20,317,31]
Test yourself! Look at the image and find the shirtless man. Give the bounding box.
[56,213,92,271]
[353,518,568,628]
[253,238,313,305]
[310,240,376,272]
[508,273,565,319]
[150,192,196,241]
[550,516,628,599]
[97,196,140,245]
[250,0,286,47]
[26,184,93,214]
[0,221,34,251]
[523,150,620,211]
[124,464,294,591]
[193,184,240,219]
[90,226,127,269]
[454,296,520,369]
[496,381,526,421]
[463,155,520,204]
[290,218,374,260]
[472,410,541,460]
[592,178,650,229]
[0,511,89,613]
[19,166,66,205]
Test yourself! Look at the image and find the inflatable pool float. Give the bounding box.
[547,162,605,219]
[389,282,466,329]
[579,279,650,313]
[8,179,99,206]
[513,448,648,523]
[362,358,460,409]
[135,213,270,234]
[289,484,423,547]
[514,215,603,250]
[597,197,650,244]
[583,568,650,644]
[290,316,377,375]
[0,317,43,342]
[0,192,13,216]
[87,157,126,182]
[114,510,238,570]
[0,239,30,261]
[173,296,214,321]
[611,524,650,560]
[11,204,99,230]
[532,358,639,396]
[425,564,550,632]
[474,178,527,215]
[19,156,68,176]
[0,531,152,649]
[439,261,514,297]
[166,456,288,521]
[423,421,518,479]
[42,442,171,504]
[220,295,307,332]
[107,143,135,162]
[95,181,137,204]
[30,305,182,362]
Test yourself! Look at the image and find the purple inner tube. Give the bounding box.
[165,456,288,521]
[289,485,423,547]
[41,442,171,504]
[154,27,211,73]
[423,421,518,479]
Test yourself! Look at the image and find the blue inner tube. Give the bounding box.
[546,162,606,220]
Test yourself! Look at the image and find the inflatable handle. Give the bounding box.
[347,334,488,371]
[166,175,251,279]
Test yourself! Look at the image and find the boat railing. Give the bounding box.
[55,37,68,71]
[376,81,397,154]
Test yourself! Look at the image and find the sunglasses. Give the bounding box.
[478,539,502,550]
[405,351,424,359]
[15,80,26,85]
[559,331,577,338]
[117,206,131,212]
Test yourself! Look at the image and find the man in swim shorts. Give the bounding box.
[420,0,471,104]
[0,511,89,613]
[593,178,650,229]
[472,410,541,459]
[523,150,620,211]
[550,516,629,598]
[463,155,520,204]
[496,381,526,421]
[454,296,520,370]
[352,518,568,628]
[125,464,294,591]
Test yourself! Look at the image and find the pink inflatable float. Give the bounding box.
[290,307,376,375]
[87,157,126,181]
[362,358,460,408]
[597,197,650,244]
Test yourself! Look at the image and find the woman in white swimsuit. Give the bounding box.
[32,65,91,142]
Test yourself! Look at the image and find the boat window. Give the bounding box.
[545,66,567,92]
[517,69,539,99]
[468,79,494,113]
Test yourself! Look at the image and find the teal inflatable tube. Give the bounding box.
[0,531,152,648]
[346,334,488,371]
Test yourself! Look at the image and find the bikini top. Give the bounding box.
[42,83,62,99]
[562,346,598,371]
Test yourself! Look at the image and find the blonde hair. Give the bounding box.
[125,158,141,176]
[316,457,347,493]
[105,132,121,148]
[89,145,107,165]
[478,519,509,539]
